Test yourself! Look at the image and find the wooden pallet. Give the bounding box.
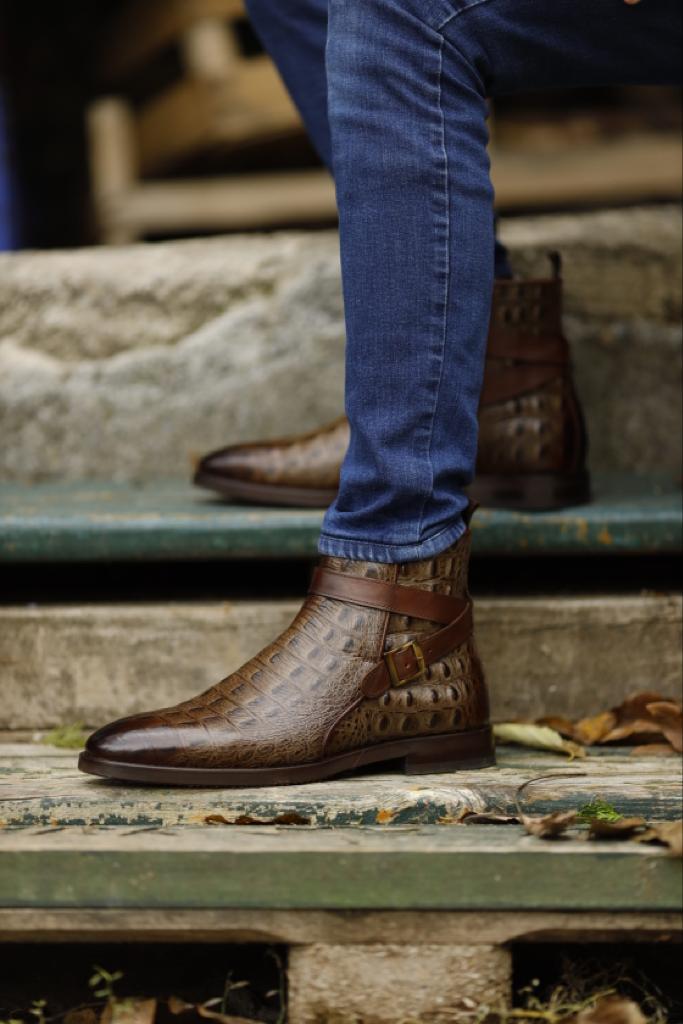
[1,743,681,1021]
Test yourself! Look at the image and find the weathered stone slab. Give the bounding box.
[1,745,680,827]
[287,943,512,1024]
[0,206,680,481]
[0,592,679,730]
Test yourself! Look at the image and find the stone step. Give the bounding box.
[2,593,680,730]
[0,206,681,483]
[2,744,681,828]
[1,473,680,563]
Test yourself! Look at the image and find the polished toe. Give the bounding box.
[195,445,255,483]
[85,714,184,765]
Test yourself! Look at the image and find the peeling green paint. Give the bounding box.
[0,474,680,562]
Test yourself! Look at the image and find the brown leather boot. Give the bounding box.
[79,515,494,787]
[194,263,589,511]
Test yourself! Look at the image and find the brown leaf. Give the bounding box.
[599,692,672,745]
[462,812,520,824]
[572,994,646,1024]
[101,1001,157,1024]
[205,812,310,826]
[535,715,577,739]
[521,810,577,838]
[630,743,677,757]
[574,710,617,745]
[65,1011,98,1024]
[197,1003,261,1024]
[588,817,647,839]
[646,701,683,752]
[168,997,195,1015]
[638,820,683,857]
[437,806,476,824]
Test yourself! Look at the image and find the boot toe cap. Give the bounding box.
[195,445,261,484]
[85,714,180,766]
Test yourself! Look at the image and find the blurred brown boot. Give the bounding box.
[195,262,589,511]
[79,513,493,787]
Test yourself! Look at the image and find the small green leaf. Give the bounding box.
[577,798,623,823]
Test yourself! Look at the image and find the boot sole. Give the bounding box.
[78,726,495,788]
[194,469,337,508]
[194,468,590,513]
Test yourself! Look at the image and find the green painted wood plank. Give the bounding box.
[0,474,680,562]
[0,826,679,912]
[1,746,680,829]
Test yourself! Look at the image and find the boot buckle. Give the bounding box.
[384,641,426,687]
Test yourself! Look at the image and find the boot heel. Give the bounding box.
[403,727,495,775]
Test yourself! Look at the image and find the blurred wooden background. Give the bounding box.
[1,0,680,247]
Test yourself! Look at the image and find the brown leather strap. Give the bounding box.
[479,364,564,407]
[362,602,473,698]
[309,568,473,699]
[310,568,466,623]
[485,333,568,364]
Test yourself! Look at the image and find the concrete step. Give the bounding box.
[0,206,681,483]
[2,744,681,827]
[1,593,680,731]
[1,473,681,563]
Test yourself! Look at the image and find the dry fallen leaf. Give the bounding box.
[536,715,577,739]
[587,817,647,840]
[65,1011,98,1024]
[521,809,577,838]
[461,812,520,825]
[638,820,683,857]
[645,700,683,753]
[437,806,476,825]
[572,994,646,1024]
[600,692,672,745]
[197,1004,261,1024]
[494,723,586,759]
[574,710,617,745]
[205,812,310,826]
[630,743,677,757]
[168,998,195,1016]
[100,1001,157,1024]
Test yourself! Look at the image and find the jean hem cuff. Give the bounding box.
[317,517,467,563]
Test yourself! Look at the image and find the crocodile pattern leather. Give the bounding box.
[196,276,586,492]
[200,416,349,488]
[325,531,488,755]
[476,377,566,474]
[85,529,489,771]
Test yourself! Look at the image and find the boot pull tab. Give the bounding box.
[548,250,562,280]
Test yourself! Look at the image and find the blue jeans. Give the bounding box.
[246,0,682,562]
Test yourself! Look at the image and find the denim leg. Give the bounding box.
[320,0,494,562]
[245,0,513,278]
[244,0,332,166]
[319,0,681,563]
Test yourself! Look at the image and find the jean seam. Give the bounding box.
[415,33,450,543]
[437,0,498,32]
